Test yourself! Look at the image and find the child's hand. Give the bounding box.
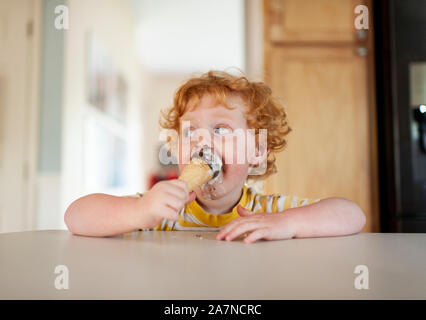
[216,205,296,243]
[138,180,196,229]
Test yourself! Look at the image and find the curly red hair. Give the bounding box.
[159,70,291,180]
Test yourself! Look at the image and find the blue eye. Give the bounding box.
[214,126,231,135]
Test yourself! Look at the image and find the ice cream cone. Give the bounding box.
[178,157,213,192]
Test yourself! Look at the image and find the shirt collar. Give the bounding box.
[186,185,249,227]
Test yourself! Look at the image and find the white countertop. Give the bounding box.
[0,230,425,299]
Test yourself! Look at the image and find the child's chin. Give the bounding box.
[196,183,228,201]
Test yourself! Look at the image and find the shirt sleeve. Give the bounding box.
[259,194,322,213]
[122,192,144,199]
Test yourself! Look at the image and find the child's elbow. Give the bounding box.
[328,197,366,233]
[359,206,367,230]
[64,201,80,235]
[344,198,366,233]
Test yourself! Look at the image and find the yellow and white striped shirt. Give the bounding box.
[129,185,321,232]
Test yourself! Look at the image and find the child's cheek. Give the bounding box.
[226,163,250,183]
[219,134,249,165]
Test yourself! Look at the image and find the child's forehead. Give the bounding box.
[181,105,237,123]
[184,93,247,115]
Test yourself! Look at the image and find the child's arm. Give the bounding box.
[216,197,366,243]
[64,180,196,237]
[279,197,366,238]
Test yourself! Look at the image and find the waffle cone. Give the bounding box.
[178,158,213,192]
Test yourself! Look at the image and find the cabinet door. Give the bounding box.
[265,46,374,232]
[265,0,366,43]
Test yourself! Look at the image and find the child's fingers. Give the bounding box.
[222,221,266,241]
[167,179,190,194]
[164,185,188,201]
[185,191,197,204]
[237,205,252,217]
[243,228,269,243]
[216,214,266,240]
[164,193,185,212]
[216,218,243,240]
[161,180,192,203]
[162,206,180,221]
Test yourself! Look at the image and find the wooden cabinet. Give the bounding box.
[266,0,366,43]
[263,0,378,232]
[266,46,373,231]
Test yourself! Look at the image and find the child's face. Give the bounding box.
[177,93,252,200]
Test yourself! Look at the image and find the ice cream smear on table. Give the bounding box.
[178,146,223,192]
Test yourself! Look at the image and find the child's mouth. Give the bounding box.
[191,146,223,180]
[207,166,224,185]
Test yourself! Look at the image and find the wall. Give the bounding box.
[130,0,245,74]
[133,0,262,181]
[38,0,142,230]
[36,0,64,230]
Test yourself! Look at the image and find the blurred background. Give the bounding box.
[0,0,425,234]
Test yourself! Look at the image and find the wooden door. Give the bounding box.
[263,0,378,232]
[265,46,374,232]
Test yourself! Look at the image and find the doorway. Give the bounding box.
[0,0,40,233]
